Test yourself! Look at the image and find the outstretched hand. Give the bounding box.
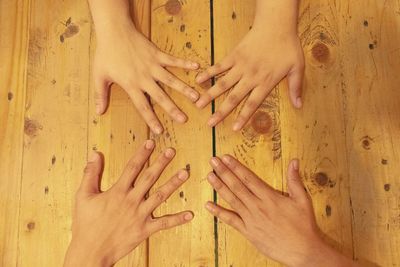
[206,156,358,267]
[64,140,192,267]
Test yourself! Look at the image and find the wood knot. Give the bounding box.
[60,18,79,43]
[7,92,13,101]
[325,205,332,217]
[24,118,42,137]
[312,42,330,63]
[384,184,391,191]
[165,0,181,15]
[251,111,272,134]
[361,136,373,150]
[27,221,35,231]
[314,172,329,186]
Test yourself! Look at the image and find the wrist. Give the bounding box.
[64,238,114,267]
[290,238,354,267]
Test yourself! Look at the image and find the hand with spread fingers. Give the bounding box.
[196,0,304,131]
[64,140,193,267]
[89,0,200,134]
[205,155,359,267]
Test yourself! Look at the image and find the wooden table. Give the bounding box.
[1,0,399,266]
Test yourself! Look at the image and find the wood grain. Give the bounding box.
[0,0,29,265]
[339,0,400,265]
[149,0,214,266]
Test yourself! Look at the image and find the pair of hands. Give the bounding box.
[64,140,352,267]
[93,15,304,134]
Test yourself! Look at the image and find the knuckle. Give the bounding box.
[154,190,165,202]
[160,218,169,229]
[242,175,251,186]
[227,93,240,105]
[245,99,259,110]
[216,79,228,91]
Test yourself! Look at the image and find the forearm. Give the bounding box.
[88,0,135,35]
[253,0,299,34]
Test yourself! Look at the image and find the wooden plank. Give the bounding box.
[0,0,29,265]
[149,0,214,266]
[280,0,354,260]
[339,0,400,265]
[17,1,91,266]
[87,0,150,266]
[213,1,284,266]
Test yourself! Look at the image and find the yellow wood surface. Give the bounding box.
[0,0,399,266]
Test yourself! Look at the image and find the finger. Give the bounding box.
[157,68,199,102]
[205,201,245,232]
[114,140,155,190]
[158,52,199,70]
[141,169,189,213]
[94,75,111,115]
[132,148,176,200]
[79,152,103,196]
[128,91,164,134]
[146,82,187,123]
[232,86,271,131]
[207,79,252,127]
[221,154,276,199]
[287,159,309,203]
[196,69,241,109]
[210,157,255,207]
[287,64,304,108]
[147,211,194,234]
[196,57,233,84]
[207,172,248,215]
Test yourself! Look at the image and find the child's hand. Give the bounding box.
[196,1,304,131]
[206,156,358,267]
[94,23,199,134]
[64,140,193,267]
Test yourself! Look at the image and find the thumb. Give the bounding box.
[287,63,304,108]
[79,152,103,195]
[287,159,308,202]
[94,75,110,115]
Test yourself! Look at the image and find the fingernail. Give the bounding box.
[296,97,302,108]
[207,116,218,127]
[176,113,187,123]
[88,152,98,162]
[154,125,163,134]
[191,62,199,69]
[210,157,219,167]
[207,172,217,182]
[292,159,300,171]
[232,121,241,131]
[165,148,175,158]
[205,202,214,211]
[95,105,102,115]
[178,170,189,180]
[190,91,199,102]
[221,155,231,165]
[145,140,155,150]
[184,212,193,221]
[196,98,206,108]
[196,74,204,83]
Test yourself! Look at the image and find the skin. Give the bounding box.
[206,155,359,267]
[196,0,305,131]
[64,140,193,267]
[89,0,200,134]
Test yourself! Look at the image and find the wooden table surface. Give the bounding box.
[1,0,399,266]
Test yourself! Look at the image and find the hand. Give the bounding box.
[205,155,357,267]
[93,22,200,134]
[195,1,304,131]
[64,140,193,267]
